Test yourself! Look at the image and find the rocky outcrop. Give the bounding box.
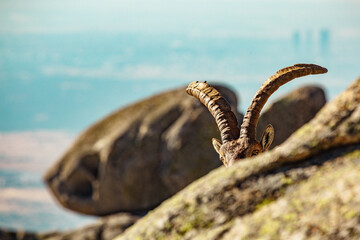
[0,213,138,240]
[0,228,45,240]
[114,78,360,240]
[44,213,139,240]
[257,85,326,148]
[44,83,326,217]
[223,150,360,239]
[44,85,242,216]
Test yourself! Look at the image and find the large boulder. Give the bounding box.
[44,83,326,217]
[114,78,360,240]
[257,85,326,148]
[44,85,242,215]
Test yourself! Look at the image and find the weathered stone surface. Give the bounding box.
[0,228,59,240]
[44,213,139,240]
[223,149,360,240]
[114,78,360,240]
[44,85,242,215]
[0,213,138,240]
[257,85,326,148]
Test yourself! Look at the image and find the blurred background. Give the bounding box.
[0,0,359,232]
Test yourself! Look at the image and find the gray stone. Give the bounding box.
[257,85,326,148]
[114,78,360,240]
[0,228,49,240]
[44,213,139,240]
[0,213,138,240]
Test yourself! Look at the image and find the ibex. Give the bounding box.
[186,64,327,167]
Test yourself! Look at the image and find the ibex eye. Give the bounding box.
[252,150,259,156]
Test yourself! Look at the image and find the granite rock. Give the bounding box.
[257,85,326,148]
[114,78,360,240]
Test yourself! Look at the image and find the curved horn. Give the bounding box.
[240,64,328,140]
[186,81,240,143]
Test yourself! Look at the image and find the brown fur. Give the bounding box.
[187,64,327,167]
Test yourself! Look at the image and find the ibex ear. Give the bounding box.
[212,138,222,154]
[261,124,274,151]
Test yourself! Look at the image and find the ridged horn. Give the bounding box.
[240,63,328,140]
[186,81,240,143]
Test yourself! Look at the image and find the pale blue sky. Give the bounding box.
[1,0,359,38]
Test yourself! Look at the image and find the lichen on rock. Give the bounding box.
[114,77,360,240]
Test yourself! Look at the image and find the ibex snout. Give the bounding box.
[187,64,327,167]
[212,124,274,167]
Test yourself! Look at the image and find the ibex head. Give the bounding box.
[187,64,327,167]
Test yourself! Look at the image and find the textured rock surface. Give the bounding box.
[223,150,360,240]
[114,78,360,240]
[0,213,138,240]
[44,213,139,240]
[0,228,47,240]
[44,85,242,215]
[257,85,326,148]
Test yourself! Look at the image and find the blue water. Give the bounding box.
[1,32,359,132]
[0,169,43,189]
[0,0,360,232]
[0,168,95,232]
